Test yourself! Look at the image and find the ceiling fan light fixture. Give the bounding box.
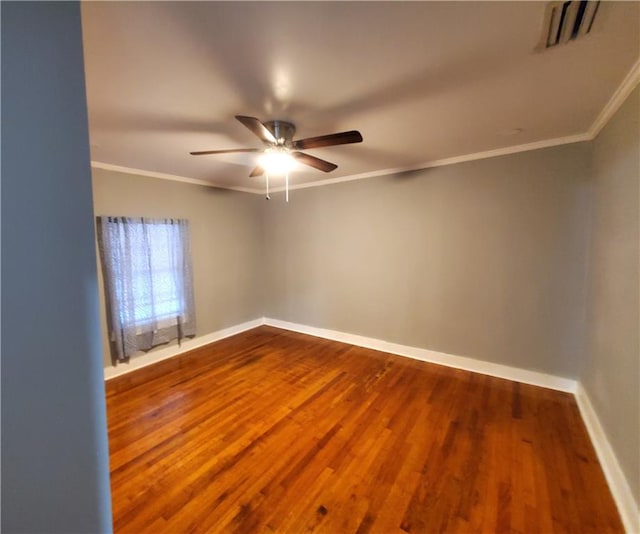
[259,148,294,175]
[190,115,362,203]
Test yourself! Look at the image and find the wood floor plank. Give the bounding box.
[106,326,624,533]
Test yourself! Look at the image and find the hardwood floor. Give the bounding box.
[106,326,623,533]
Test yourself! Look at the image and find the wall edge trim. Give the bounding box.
[587,58,640,140]
[103,318,264,380]
[269,318,639,527]
[264,317,577,393]
[90,161,260,194]
[102,318,637,529]
[90,58,639,194]
[575,383,640,533]
[104,316,578,391]
[92,132,588,196]
[267,133,590,194]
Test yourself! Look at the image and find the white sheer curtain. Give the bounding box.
[97,217,196,363]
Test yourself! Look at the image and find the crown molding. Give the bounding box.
[91,58,639,194]
[267,132,590,194]
[587,58,640,140]
[90,161,261,194]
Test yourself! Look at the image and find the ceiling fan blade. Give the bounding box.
[293,130,363,150]
[249,165,265,177]
[190,148,260,155]
[292,152,338,173]
[235,115,277,144]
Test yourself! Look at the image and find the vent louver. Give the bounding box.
[537,1,600,50]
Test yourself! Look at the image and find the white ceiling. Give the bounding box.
[81,1,640,192]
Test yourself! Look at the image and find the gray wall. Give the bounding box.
[93,169,264,366]
[1,2,112,532]
[581,86,639,505]
[264,143,592,379]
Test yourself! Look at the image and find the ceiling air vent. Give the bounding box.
[537,1,600,50]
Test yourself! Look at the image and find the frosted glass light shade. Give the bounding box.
[259,149,294,175]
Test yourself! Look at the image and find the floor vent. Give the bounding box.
[537,1,600,50]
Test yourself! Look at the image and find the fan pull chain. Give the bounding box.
[265,172,270,200]
[285,170,289,203]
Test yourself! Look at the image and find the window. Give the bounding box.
[121,221,183,330]
[97,217,196,363]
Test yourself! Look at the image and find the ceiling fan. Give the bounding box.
[190,115,363,178]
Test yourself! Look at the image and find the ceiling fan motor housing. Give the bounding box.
[264,120,296,145]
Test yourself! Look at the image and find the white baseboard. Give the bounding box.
[103,318,264,380]
[266,318,640,528]
[263,317,577,393]
[104,316,578,392]
[103,316,635,530]
[575,384,639,533]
